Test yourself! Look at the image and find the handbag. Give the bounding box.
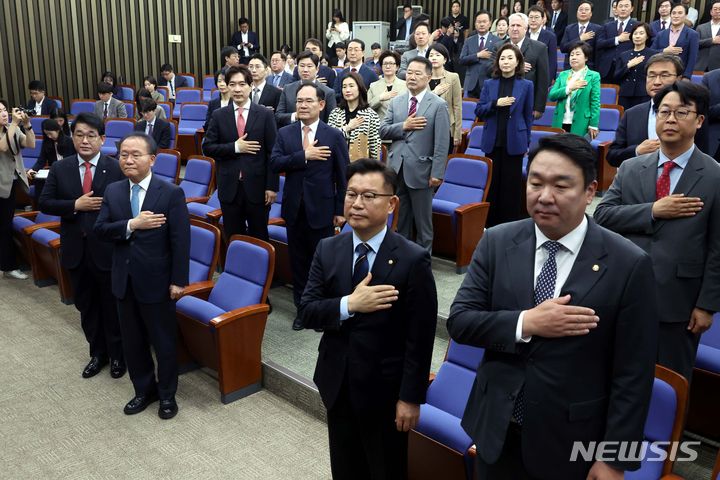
[349,132,369,161]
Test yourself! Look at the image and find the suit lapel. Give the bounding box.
[505,222,536,308]
[140,175,164,213]
[640,152,659,202]
[416,91,432,118]
[67,155,85,198]
[92,155,111,193]
[223,105,239,141]
[370,232,399,285]
[560,218,608,306]
[672,148,703,196]
[510,80,524,114]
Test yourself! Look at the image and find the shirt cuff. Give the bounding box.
[516,311,532,343]
[615,37,620,46]
[339,295,354,322]
[234,141,241,153]
[291,112,297,122]
[125,220,133,239]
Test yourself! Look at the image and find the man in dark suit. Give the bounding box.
[277,51,337,127]
[26,80,57,116]
[220,46,241,70]
[459,10,500,98]
[549,0,568,44]
[94,132,190,419]
[395,3,417,42]
[650,0,673,35]
[560,1,602,70]
[333,39,379,101]
[202,65,278,241]
[694,2,720,72]
[268,51,295,88]
[702,67,720,161]
[595,0,638,83]
[158,63,188,102]
[596,81,720,381]
[528,6,559,81]
[135,99,171,149]
[299,159,437,479]
[39,113,125,380]
[291,38,337,87]
[229,17,260,64]
[270,82,349,329]
[449,133,657,479]
[650,3,699,78]
[248,54,282,110]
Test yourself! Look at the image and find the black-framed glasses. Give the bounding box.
[656,108,697,120]
[345,191,394,202]
[646,73,677,81]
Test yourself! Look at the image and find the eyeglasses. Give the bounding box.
[382,62,397,66]
[656,108,697,120]
[118,152,150,160]
[646,73,677,81]
[345,191,394,202]
[296,99,319,105]
[73,133,100,141]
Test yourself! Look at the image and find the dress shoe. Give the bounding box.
[291,317,304,331]
[158,398,178,419]
[82,357,108,378]
[110,359,126,378]
[123,393,159,415]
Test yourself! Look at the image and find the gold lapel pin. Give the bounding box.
[592,264,600,272]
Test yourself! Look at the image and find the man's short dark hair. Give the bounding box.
[139,98,157,113]
[304,38,323,50]
[408,56,432,75]
[475,9,493,22]
[335,42,347,50]
[403,3,412,10]
[528,5,546,16]
[225,65,253,86]
[645,53,684,76]
[160,63,174,73]
[297,50,320,67]
[238,17,249,26]
[72,112,105,136]
[657,0,672,8]
[371,42,381,50]
[28,80,46,92]
[578,1,594,10]
[221,46,239,64]
[527,134,597,187]
[271,50,287,61]
[671,3,689,14]
[412,22,431,34]
[297,81,326,101]
[250,53,269,67]
[452,0,462,6]
[97,82,113,94]
[41,118,61,133]
[653,81,710,117]
[348,39,365,50]
[440,17,453,29]
[119,132,158,155]
[347,158,398,194]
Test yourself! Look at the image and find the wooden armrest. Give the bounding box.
[455,202,490,269]
[22,221,61,236]
[455,201,490,216]
[468,445,477,457]
[48,238,61,249]
[15,211,39,220]
[185,196,210,204]
[210,304,270,329]
[268,217,285,226]
[206,209,223,220]
[179,280,215,300]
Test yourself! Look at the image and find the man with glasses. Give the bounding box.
[596,81,720,381]
[333,39,379,101]
[268,51,294,89]
[559,1,602,70]
[595,0,638,83]
[247,53,282,110]
[299,158,437,479]
[277,51,337,127]
[39,112,126,381]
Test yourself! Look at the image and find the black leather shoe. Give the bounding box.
[110,359,126,379]
[123,393,159,415]
[291,317,304,331]
[158,398,178,419]
[82,357,108,378]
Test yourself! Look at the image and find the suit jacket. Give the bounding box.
[548,69,601,136]
[269,121,348,229]
[202,103,278,205]
[158,74,189,92]
[38,154,124,270]
[94,98,127,118]
[292,65,337,87]
[333,64,379,100]
[275,80,337,127]
[268,71,294,89]
[475,77,534,156]
[367,76,407,121]
[380,91,450,188]
[614,48,660,97]
[495,38,549,112]
[94,175,190,303]
[550,10,568,43]
[702,69,720,157]
[25,97,57,116]
[651,26,699,78]
[447,218,657,478]
[256,83,282,110]
[300,230,437,412]
[364,58,382,76]
[395,16,419,42]
[560,22,602,70]
[33,134,76,172]
[433,70,463,142]
[459,32,502,93]
[398,47,430,80]
[595,148,720,322]
[203,97,229,131]
[531,29,558,80]
[695,21,720,71]
[134,118,171,149]
[595,19,639,78]
[229,30,260,58]
[650,18,670,36]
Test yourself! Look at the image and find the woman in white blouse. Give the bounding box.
[326,9,351,62]
[328,72,381,160]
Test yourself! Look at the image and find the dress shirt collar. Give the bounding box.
[513,37,525,49]
[578,22,590,28]
[131,172,153,191]
[409,88,428,106]
[352,226,387,255]
[347,61,363,70]
[659,144,694,168]
[300,118,321,135]
[534,215,588,256]
[235,99,252,112]
[670,24,684,34]
[78,152,100,167]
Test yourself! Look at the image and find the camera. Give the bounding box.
[14,107,35,116]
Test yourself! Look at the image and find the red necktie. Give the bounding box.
[656,161,677,200]
[351,68,357,73]
[236,107,246,137]
[409,96,417,117]
[82,161,93,194]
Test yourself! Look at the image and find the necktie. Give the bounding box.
[302,125,312,149]
[274,75,280,87]
[479,36,485,50]
[409,96,418,117]
[512,240,563,425]
[580,25,585,36]
[236,107,246,137]
[351,67,358,73]
[352,243,371,287]
[55,143,60,161]
[147,123,153,135]
[252,88,260,103]
[661,20,666,30]
[170,80,175,97]
[656,161,677,200]
[103,103,108,118]
[618,21,624,34]
[552,12,558,28]
[82,161,93,194]
[131,184,141,217]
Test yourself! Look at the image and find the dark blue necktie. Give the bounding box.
[352,243,371,287]
[512,240,562,425]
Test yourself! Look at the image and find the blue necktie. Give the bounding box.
[131,184,141,217]
[274,75,280,87]
[352,243,371,287]
[512,240,562,425]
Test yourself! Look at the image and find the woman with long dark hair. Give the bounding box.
[49,108,71,136]
[328,72,381,160]
[27,119,76,200]
[325,9,350,61]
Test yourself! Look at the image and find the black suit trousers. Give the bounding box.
[117,278,178,400]
[327,375,408,480]
[474,423,538,480]
[219,180,270,241]
[657,322,701,382]
[67,242,122,360]
[0,180,19,271]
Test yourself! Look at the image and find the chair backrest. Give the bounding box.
[435,155,491,205]
[179,156,215,198]
[158,102,172,119]
[178,73,196,87]
[535,105,556,127]
[529,126,564,150]
[202,75,215,102]
[70,99,96,116]
[21,138,43,169]
[461,98,477,123]
[690,74,702,84]
[207,190,221,209]
[188,219,221,283]
[157,86,170,102]
[178,103,208,134]
[172,88,203,117]
[464,125,484,156]
[101,119,135,155]
[210,89,220,101]
[49,96,64,110]
[600,84,619,105]
[599,105,623,132]
[425,340,484,418]
[116,85,135,101]
[208,236,275,311]
[122,101,134,118]
[166,119,177,149]
[152,149,182,183]
[269,176,285,219]
[700,313,720,348]
[30,116,48,133]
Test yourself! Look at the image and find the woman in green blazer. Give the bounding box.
[548,41,600,140]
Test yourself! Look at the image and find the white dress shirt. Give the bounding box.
[252,81,266,103]
[407,88,427,112]
[339,226,388,320]
[711,22,720,38]
[125,172,153,237]
[646,99,658,142]
[241,31,250,57]
[34,97,45,116]
[77,153,100,184]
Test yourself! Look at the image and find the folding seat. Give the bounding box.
[122,101,134,119]
[49,96,63,110]
[460,98,478,132]
[175,236,274,403]
[70,99,96,116]
[178,73,196,87]
[463,125,484,157]
[101,119,135,156]
[179,155,215,202]
[115,84,135,101]
[600,83,620,105]
[28,227,74,304]
[30,115,48,133]
[592,104,624,191]
[202,75,215,102]
[158,101,172,119]
[21,138,43,170]
[188,219,221,284]
[12,210,60,265]
[156,87,170,102]
[690,72,703,84]
[187,190,221,223]
[166,119,177,149]
[431,155,491,273]
[176,103,208,157]
[151,149,181,183]
[686,314,720,440]
[172,88,202,118]
[524,126,564,176]
[534,104,556,127]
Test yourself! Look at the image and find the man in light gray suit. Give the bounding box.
[398,23,432,80]
[93,82,128,119]
[694,2,720,72]
[276,51,336,127]
[380,57,450,252]
[595,81,720,381]
[460,10,500,98]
